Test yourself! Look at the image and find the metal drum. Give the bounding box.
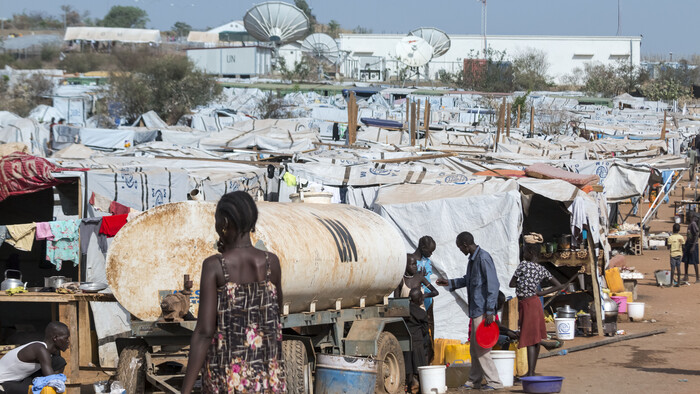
[106,201,406,321]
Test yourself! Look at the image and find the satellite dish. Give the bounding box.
[244,1,309,44]
[395,36,433,68]
[301,33,340,64]
[409,27,451,58]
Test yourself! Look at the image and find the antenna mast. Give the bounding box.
[480,0,487,58]
[617,0,622,35]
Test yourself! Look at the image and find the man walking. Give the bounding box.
[436,232,502,391]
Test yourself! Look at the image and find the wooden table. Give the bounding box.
[607,233,642,255]
[0,292,116,393]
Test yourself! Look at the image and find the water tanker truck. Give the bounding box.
[108,201,411,393]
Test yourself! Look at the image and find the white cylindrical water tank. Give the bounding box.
[106,201,406,321]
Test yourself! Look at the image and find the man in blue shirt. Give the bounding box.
[437,231,502,391]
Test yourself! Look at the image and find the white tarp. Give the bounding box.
[373,181,522,341]
[601,162,652,202]
[79,128,134,149]
[64,27,162,43]
[0,118,50,156]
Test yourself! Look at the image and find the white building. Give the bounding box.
[338,34,642,83]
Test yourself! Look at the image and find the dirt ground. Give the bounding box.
[447,175,700,393]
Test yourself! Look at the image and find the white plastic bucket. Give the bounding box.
[555,318,576,340]
[417,365,447,394]
[490,350,515,387]
[627,302,645,320]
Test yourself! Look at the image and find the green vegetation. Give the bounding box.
[107,54,222,124]
[99,6,149,29]
[0,74,53,117]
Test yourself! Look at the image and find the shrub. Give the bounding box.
[40,45,60,62]
[512,48,551,91]
[0,74,54,117]
[108,55,222,124]
[59,53,105,73]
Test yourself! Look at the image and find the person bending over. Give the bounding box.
[0,322,70,394]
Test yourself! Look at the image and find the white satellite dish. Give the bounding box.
[244,1,309,44]
[409,27,451,58]
[301,33,340,64]
[395,36,433,68]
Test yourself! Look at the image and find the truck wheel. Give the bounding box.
[375,332,405,394]
[283,340,312,394]
[116,345,147,394]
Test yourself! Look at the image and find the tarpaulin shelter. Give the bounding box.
[64,27,162,44]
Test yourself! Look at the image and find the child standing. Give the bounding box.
[403,288,430,393]
[667,223,684,287]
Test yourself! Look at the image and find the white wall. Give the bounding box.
[338,34,642,84]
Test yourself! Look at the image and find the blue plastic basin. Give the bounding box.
[520,376,564,393]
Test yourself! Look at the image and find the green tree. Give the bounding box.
[172,21,192,38]
[512,48,551,91]
[352,26,373,34]
[459,48,514,92]
[100,6,149,28]
[108,55,221,124]
[327,20,341,38]
[294,0,317,29]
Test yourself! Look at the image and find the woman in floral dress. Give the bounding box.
[183,191,286,393]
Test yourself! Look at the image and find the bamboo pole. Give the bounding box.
[516,105,521,128]
[529,106,535,136]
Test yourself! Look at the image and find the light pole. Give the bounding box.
[479,0,487,59]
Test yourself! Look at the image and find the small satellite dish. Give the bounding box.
[395,36,433,68]
[301,33,340,64]
[244,1,309,44]
[409,27,451,58]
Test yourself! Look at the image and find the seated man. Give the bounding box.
[0,322,70,394]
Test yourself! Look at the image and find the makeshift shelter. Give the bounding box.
[64,27,162,44]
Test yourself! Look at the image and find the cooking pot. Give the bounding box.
[1,270,27,291]
[45,276,71,288]
[557,305,577,319]
[558,234,572,250]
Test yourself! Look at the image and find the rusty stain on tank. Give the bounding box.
[106,201,405,321]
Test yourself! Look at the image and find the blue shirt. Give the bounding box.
[448,246,500,318]
[418,257,433,310]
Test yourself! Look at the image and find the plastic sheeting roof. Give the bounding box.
[64,27,162,43]
[0,35,62,51]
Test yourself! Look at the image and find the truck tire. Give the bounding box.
[375,332,405,394]
[116,345,147,394]
[283,340,312,394]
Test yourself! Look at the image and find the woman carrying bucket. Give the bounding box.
[509,237,564,377]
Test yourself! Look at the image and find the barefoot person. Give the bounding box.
[509,241,564,376]
[0,322,70,394]
[436,232,502,391]
[683,215,700,283]
[182,191,286,393]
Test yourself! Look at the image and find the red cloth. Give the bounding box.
[99,214,128,237]
[0,152,67,202]
[109,201,131,215]
[518,296,548,348]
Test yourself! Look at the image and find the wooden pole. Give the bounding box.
[506,102,511,137]
[348,92,357,145]
[588,234,605,337]
[424,101,431,149]
[405,98,410,128]
[410,102,417,146]
[529,106,535,136]
[660,110,667,140]
[495,103,503,152]
[516,105,521,128]
[417,99,421,129]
